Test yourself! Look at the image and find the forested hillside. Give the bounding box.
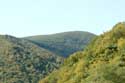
[0,35,63,83]
[40,22,125,83]
[25,31,96,57]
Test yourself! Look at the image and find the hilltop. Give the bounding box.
[24,31,96,57]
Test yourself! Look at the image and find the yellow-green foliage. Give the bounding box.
[118,38,125,50]
[39,22,125,83]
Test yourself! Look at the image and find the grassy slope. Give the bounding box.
[24,31,96,57]
[40,22,125,83]
[0,35,63,83]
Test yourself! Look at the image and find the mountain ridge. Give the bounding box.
[24,31,96,57]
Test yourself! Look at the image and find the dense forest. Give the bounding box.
[0,31,94,83]
[1,22,125,83]
[0,35,63,83]
[39,22,125,83]
[25,31,96,57]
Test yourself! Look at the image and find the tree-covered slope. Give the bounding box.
[0,35,63,83]
[24,31,96,57]
[39,22,125,83]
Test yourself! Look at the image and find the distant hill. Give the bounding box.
[40,22,125,83]
[24,31,96,57]
[0,35,63,83]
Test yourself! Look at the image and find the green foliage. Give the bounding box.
[0,35,63,83]
[39,22,125,83]
[24,31,96,57]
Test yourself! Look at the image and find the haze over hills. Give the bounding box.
[0,35,63,83]
[24,31,96,57]
[40,22,125,83]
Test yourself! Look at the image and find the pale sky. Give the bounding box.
[0,0,125,37]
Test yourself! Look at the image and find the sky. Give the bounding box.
[0,0,125,37]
